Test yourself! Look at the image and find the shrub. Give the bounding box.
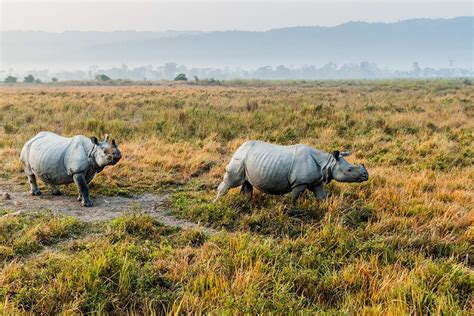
[4,75,17,83]
[174,73,187,81]
[95,74,111,81]
[23,75,35,83]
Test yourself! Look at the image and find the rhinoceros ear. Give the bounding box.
[91,136,99,145]
[111,139,117,147]
[333,150,340,159]
[340,151,351,157]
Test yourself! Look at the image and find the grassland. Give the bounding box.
[0,80,473,314]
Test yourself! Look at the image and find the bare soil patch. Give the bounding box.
[0,181,217,235]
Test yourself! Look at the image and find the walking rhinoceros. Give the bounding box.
[214,140,368,202]
[20,131,122,207]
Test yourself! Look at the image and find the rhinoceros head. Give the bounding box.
[330,151,368,183]
[90,134,122,168]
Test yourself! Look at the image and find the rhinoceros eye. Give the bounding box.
[348,168,353,172]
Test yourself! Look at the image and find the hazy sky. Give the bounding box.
[1,1,472,32]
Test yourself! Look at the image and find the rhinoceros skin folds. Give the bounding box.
[214,140,369,202]
[20,131,122,207]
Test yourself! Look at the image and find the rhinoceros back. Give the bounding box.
[244,141,296,194]
[21,132,87,184]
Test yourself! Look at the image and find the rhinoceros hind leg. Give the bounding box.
[291,184,307,202]
[27,174,42,196]
[50,184,62,196]
[240,181,253,200]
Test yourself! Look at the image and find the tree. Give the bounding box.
[23,74,35,83]
[412,62,421,77]
[255,66,273,79]
[275,65,291,79]
[95,74,111,81]
[164,62,177,79]
[51,77,58,82]
[34,78,42,84]
[174,73,187,81]
[194,75,199,82]
[4,75,17,83]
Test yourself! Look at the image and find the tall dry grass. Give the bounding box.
[0,80,472,314]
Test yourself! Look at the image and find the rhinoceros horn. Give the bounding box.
[104,134,110,143]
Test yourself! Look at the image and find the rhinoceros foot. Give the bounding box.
[82,200,94,207]
[31,189,42,196]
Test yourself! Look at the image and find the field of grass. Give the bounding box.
[0,80,472,314]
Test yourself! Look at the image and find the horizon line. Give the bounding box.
[1,15,471,33]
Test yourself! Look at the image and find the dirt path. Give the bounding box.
[0,182,217,235]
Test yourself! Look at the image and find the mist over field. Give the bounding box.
[1,17,473,80]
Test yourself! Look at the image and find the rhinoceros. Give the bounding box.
[215,140,368,202]
[20,131,122,207]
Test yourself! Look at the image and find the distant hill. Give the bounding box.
[1,17,472,69]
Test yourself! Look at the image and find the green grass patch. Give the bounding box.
[1,212,472,314]
[0,211,84,261]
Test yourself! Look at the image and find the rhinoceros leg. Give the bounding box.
[27,174,42,196]
[291,184,307,202]
[214,159,246,202]
[214,175,243,202]
[240,181,253,200]
[214,181,231,202]
[311,184,326,201]
[77,178,93,201]
[49,184,62,195]
[73,173,93,207]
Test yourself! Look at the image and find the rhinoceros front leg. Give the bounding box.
[291,184,307,202]
[73,173,93,207]
[27,174,42,196]
[240,181,253,200]
[49,184,62,195]
[311,183,326,201]
[77,179,93,201]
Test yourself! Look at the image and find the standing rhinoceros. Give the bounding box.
[20,131,122,207]
[215,140,368,202]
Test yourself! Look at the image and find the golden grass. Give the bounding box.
[0,80,472,314]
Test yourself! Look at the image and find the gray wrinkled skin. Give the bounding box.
[215,140,369,202]
[20,131,122,207]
